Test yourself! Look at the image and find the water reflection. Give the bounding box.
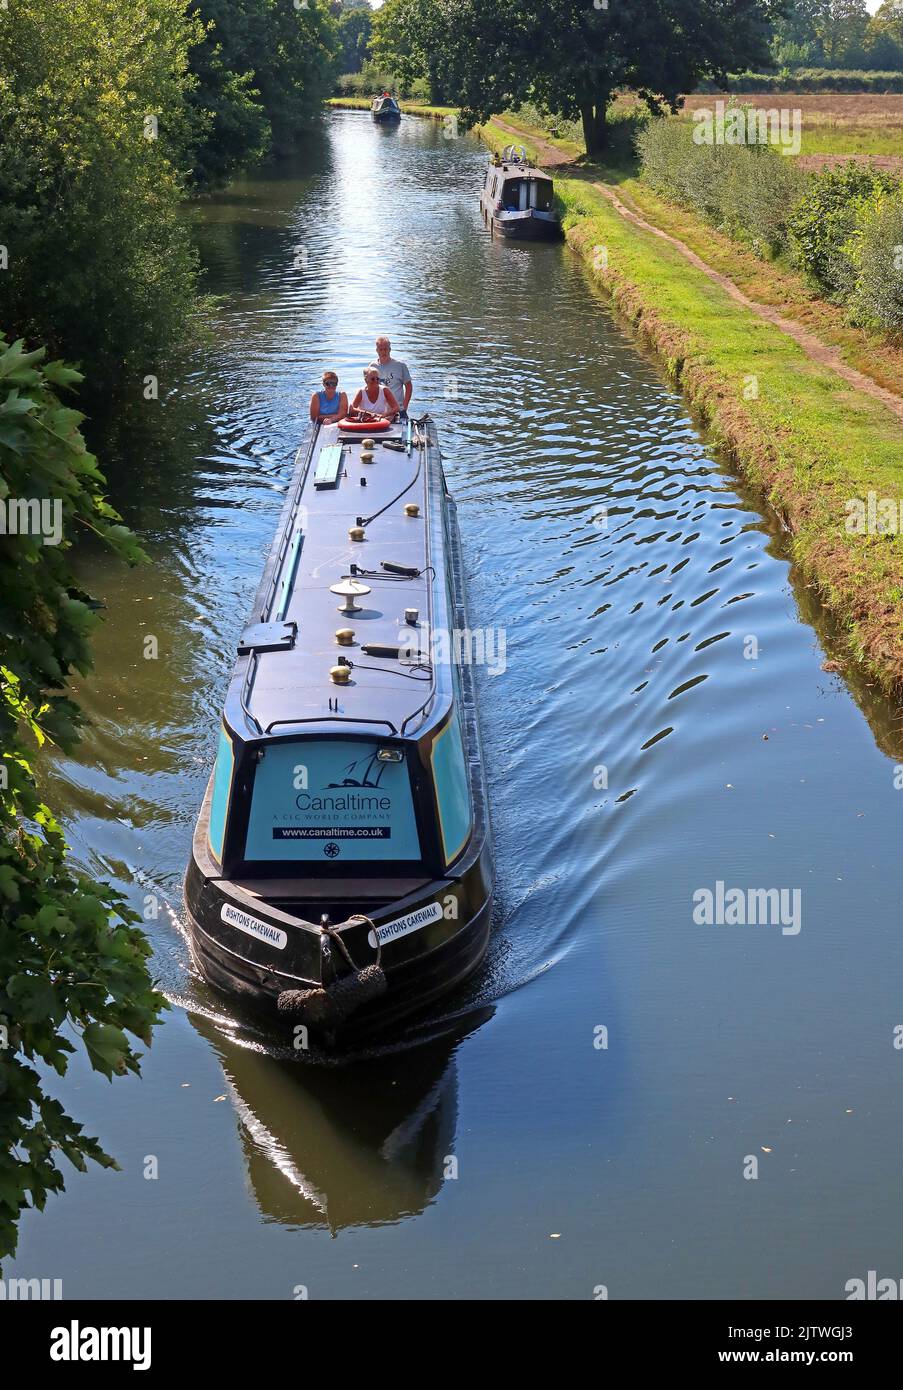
[190,1007,493,1231]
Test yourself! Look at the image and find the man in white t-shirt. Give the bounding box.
[369,335,412,414]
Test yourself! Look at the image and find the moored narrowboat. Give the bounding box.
[184,414,493,1043]
[371,92,402,122]
[480,145,562,241]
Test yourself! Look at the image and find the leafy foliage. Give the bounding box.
[638,121,903,337]
[186,0,339,181]
[638,114,809,257]
[845,193,903,337]
[186,3,271,188]
[0,0,203,387]
[0,333,165,1264]
[337,4,373,75]
[370,0,783,153]
[250,0,338,153]
[769,0,903,71]
[698,68,903,92]
[787,162,899,296]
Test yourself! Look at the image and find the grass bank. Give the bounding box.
[610,178,903,399]
[561,175,903,692]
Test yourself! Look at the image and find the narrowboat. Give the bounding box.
[371,92,402,123]
[184,414,493,1043]
[480,145,562,241]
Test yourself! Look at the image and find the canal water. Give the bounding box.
[9,111,903,1299]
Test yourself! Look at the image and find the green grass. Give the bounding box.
[798,125,903,158]
[553,177,903,687]
[493,110,584,162]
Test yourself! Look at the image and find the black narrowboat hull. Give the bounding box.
[371,108,401,123]
[493,212,562,241]
[184,867,492,1041]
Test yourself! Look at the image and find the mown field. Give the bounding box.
[660,92,903,171]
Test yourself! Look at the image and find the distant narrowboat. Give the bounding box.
[480,145,562,241]
[185,414,493,1043]
[371,92,402,122]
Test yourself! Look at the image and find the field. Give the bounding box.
[671,92,903,171]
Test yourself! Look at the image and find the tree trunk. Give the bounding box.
[581,96,610,157]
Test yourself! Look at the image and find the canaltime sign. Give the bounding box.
[244,739,421,862]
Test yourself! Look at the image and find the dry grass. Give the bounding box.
[654,92,903,168]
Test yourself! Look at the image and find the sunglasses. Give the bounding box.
[323,379,337,385]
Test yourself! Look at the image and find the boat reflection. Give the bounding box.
[190,1006,493,1231]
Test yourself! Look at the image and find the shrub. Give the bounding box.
[637,114,807,256]
[334,61,417,98]
[846,193,903,338]
[0,0,201,387]
[787,163,900,298]
[695,70,903,94]
[724,146,809,257]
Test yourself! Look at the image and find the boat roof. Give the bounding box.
[225,417,454,745]
[491,160,553,181]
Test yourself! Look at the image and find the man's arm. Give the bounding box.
[402,366,412,411]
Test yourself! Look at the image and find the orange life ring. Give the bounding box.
[337,417,392,432]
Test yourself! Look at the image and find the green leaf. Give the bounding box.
[81,1023,131,1079]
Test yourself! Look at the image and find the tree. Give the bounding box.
[369,0,452,100]
[863,0,903,69]
[770,0,828,65]
[0,0,201,387]
[185,1,340,178]
[338,5,373,73]
[810,0,870,66]
[374,0,783,154]
[0,335,166,1264]
[187,1,271,188]
[240,0,339,154]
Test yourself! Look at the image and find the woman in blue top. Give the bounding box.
[310,371,348,426]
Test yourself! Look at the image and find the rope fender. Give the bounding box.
[277,915,387,1026]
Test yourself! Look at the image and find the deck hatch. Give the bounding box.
[237,620,297,655]
[313,443,344,490]
[274,528,304,621]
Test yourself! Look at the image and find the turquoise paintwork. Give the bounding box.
[208,726,234,862]
[431,712,472,865]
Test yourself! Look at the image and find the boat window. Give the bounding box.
[243,739,422,864]
[431,712,472,866]
[208,725,235,863]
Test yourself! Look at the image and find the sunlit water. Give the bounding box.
[9,112,903,1299]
